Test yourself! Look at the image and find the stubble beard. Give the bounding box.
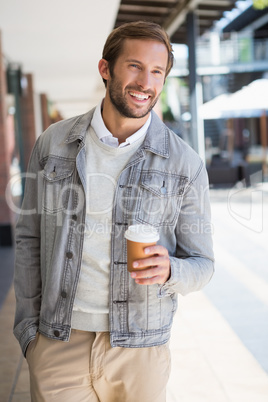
[108,76,159,119]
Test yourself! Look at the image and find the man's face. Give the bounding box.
[107,39,168,119]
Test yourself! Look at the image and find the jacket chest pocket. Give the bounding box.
[42,157,76,213]
[135,172,187,227]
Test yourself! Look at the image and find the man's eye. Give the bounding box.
[153,70,162,75]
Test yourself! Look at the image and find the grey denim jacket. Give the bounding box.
[14,109,214,356]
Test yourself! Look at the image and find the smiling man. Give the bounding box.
[100,39,167,124]
[14,21,214,401]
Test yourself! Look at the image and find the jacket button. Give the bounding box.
[54,330,60,337]
[72,214,77,221]
[61,291,67,299]
[66,251,73,259]
[50,171,57,179]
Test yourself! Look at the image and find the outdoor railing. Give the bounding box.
[197,36,268,67]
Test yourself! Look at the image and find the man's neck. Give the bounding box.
[101,98,149,144]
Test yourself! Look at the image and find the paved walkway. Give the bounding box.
[1,185,268,401]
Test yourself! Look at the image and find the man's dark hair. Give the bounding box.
[101,21,174,87]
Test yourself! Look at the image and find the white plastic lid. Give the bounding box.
[124,224,159,243]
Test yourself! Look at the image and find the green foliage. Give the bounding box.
[160,82,175,121]
[253,0,268,9]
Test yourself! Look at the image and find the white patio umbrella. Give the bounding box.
[198,93,231,119]
[199,79,268,120]
[222,79,268,118]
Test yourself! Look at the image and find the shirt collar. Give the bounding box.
[91,100,151,148]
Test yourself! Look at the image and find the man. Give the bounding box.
[14,21,214,401]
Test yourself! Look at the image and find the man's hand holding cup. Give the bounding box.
[124,225,171,285]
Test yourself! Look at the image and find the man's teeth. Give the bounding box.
[129,92,149,100]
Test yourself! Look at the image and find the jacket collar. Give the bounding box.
[141,111,169,158]
[65,108,95,144]
[65,108,169,158]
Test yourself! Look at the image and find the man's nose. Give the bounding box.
[136,70,151,90]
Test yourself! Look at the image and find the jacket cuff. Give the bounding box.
[14,323,38,357]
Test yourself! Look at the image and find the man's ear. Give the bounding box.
[98,59,110,81]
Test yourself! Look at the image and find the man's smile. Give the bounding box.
[128,91,150,101]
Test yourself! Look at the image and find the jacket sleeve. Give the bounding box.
[13,137,42,356]
[159,161,214,297]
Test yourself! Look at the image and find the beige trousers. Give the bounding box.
[26,330,171,402]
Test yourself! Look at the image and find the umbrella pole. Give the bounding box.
[260,111,268,179]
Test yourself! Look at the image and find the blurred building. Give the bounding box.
[199,3,268,185]
[162,2,268,185]
[0,34,63,246]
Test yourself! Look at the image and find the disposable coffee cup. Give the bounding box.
[124,224,160,272]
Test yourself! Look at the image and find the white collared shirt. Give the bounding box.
[91,101,151,148]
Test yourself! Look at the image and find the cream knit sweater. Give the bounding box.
[71,127,145,331]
